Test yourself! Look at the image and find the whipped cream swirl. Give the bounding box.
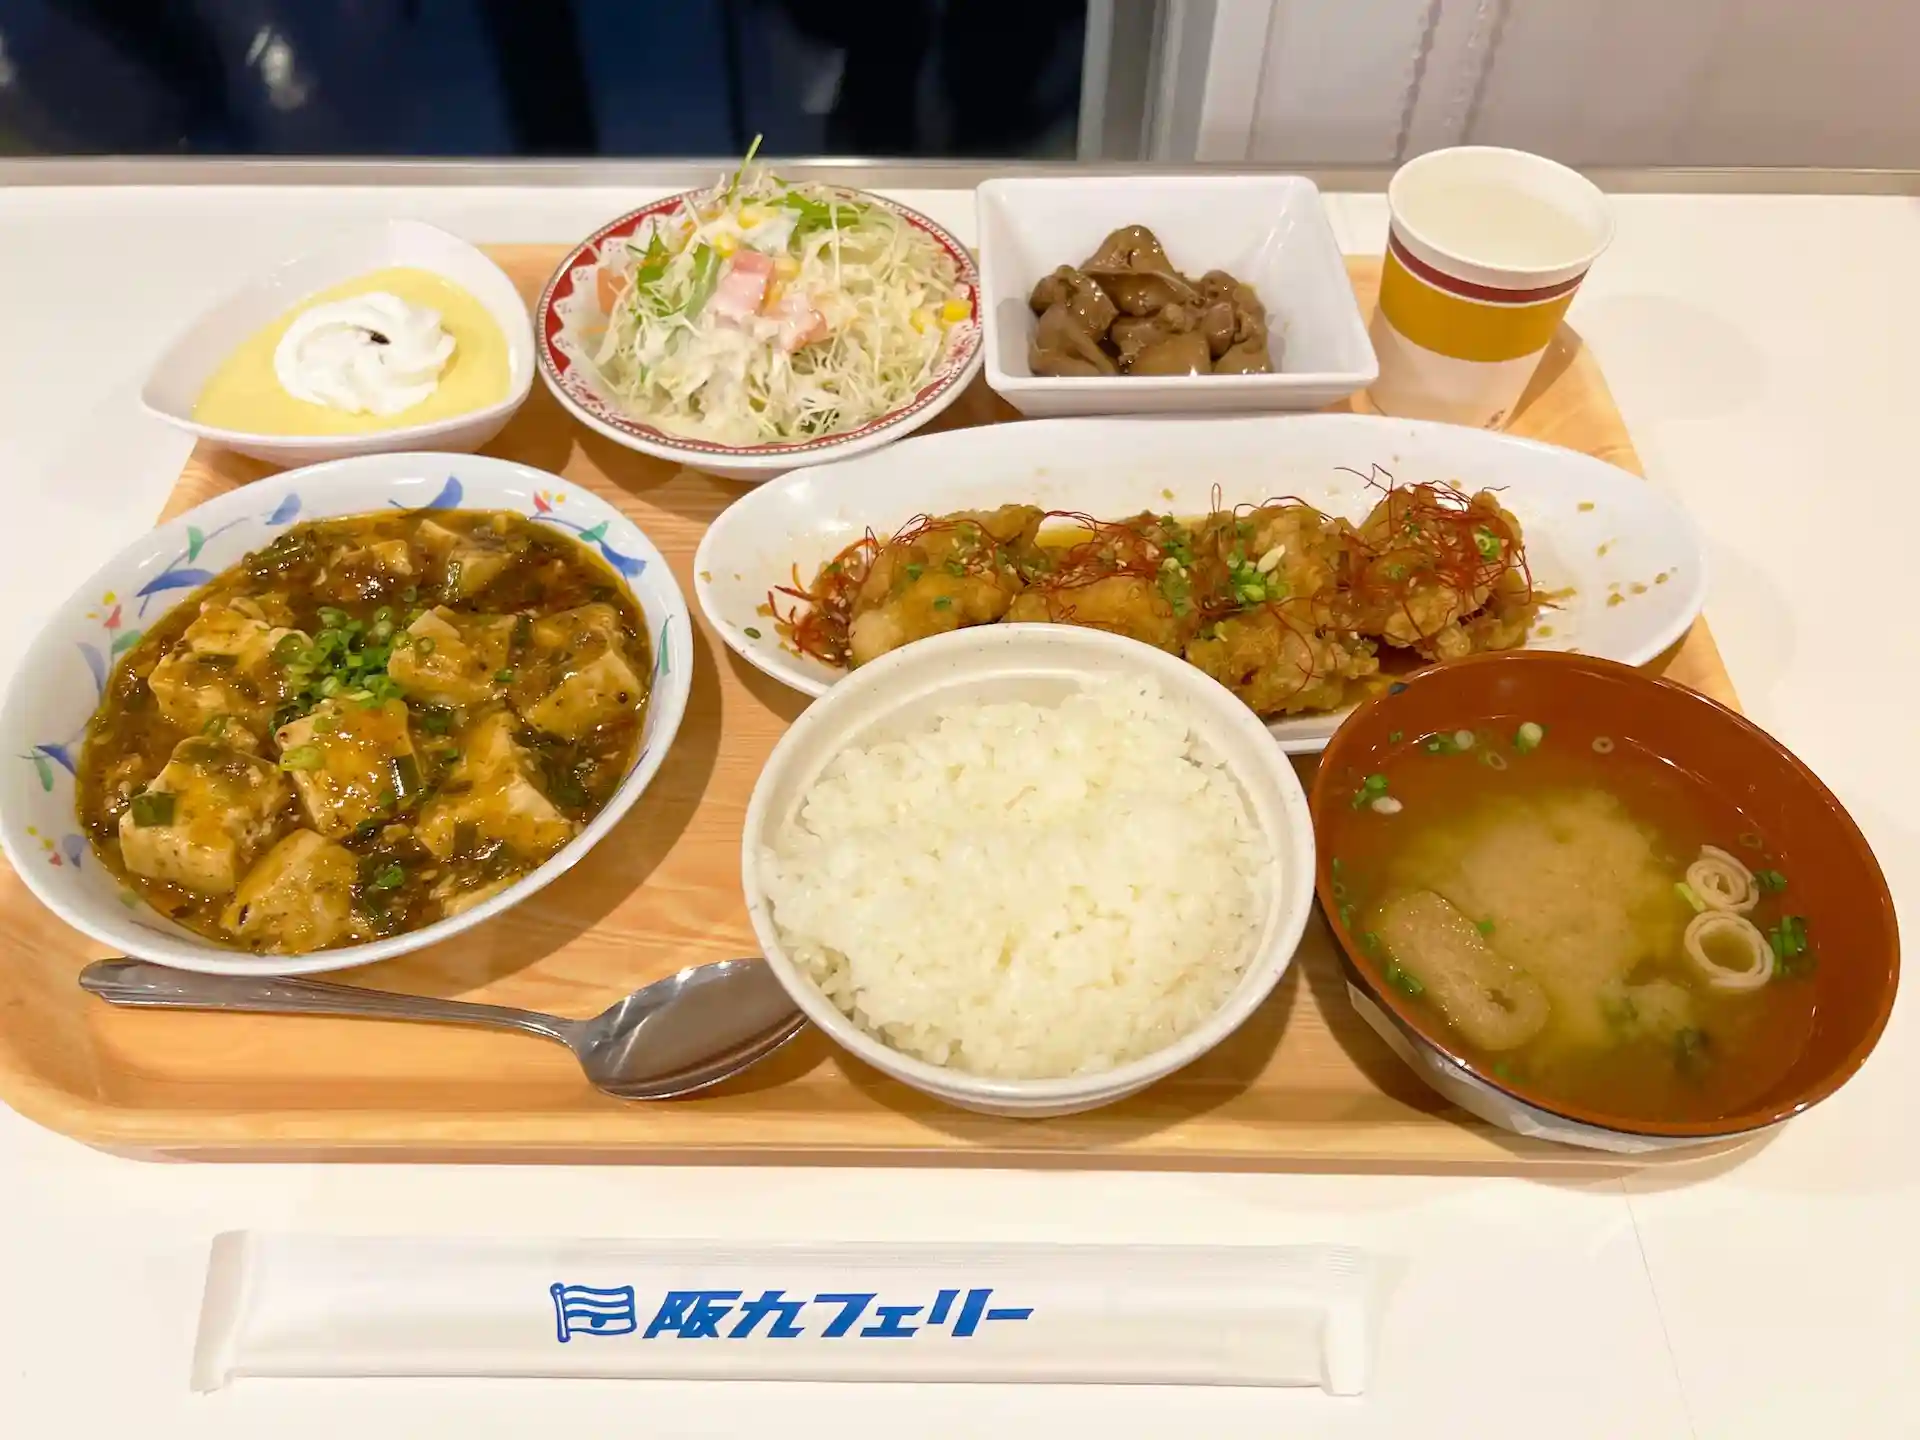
[273,292,456,415]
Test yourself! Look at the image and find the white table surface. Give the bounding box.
[0,183,1913,1439]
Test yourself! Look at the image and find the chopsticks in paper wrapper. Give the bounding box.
[193,1234,1378,1393]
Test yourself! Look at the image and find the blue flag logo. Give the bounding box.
[550,1283,638,1342]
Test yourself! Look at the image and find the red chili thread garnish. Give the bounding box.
[770,470,1537,685]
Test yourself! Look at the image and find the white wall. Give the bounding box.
[1217,0,1920,168]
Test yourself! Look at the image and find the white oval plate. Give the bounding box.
[694,413,1708,753]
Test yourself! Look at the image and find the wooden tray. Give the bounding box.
[0,247,1740,1169]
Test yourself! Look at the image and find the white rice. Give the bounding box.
[758,676,1271,1079]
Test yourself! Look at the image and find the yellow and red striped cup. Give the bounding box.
[1367,147,1612,429]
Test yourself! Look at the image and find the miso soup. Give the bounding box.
[1332,722,1816,1124]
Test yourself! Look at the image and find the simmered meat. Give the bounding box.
[1027,226,1273,377]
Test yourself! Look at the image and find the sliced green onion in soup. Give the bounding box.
[1385,962,1425,997]
[1766,916,1814,977]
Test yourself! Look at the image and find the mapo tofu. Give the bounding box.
[77,509,652,955]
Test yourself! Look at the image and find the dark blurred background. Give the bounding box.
[0,0,1090,157]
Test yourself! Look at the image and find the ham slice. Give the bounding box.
[708,249,774,322]
[766,286,828,352]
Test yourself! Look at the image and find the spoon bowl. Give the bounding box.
[79,957,806,1100]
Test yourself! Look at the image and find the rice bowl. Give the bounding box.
[741,624,1315,1118]
[761,677,1270,1079]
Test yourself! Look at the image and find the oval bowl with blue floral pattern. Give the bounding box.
[0,452,694,977]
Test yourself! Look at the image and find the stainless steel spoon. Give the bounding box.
[79,957,806,1099]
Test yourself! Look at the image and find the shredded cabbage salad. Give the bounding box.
[588,146,972,446]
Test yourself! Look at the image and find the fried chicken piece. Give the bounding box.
[1458,564,1542,654]
[1005,575,1188,652]
[1399,562,1540,664]
[1037,510,1186,582]
[1336,485,1536,660]
[1177,504,1347,628]
[1184,602,1380,717]
[846,505,1043,668]
[1008,511,1204,651]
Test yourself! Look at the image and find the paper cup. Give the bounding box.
[1367,147,1612,429]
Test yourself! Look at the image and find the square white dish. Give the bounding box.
[140,220,536,467]
[976,175,1377,418]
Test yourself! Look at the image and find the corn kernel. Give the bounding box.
[773,255,801,280]
[941,298,971,323]
[762,279,785,311]
[910,306,934,334]
[713,232,739,257]
[737,204,766,228]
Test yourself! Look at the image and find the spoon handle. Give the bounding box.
[78,959,577,1045]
